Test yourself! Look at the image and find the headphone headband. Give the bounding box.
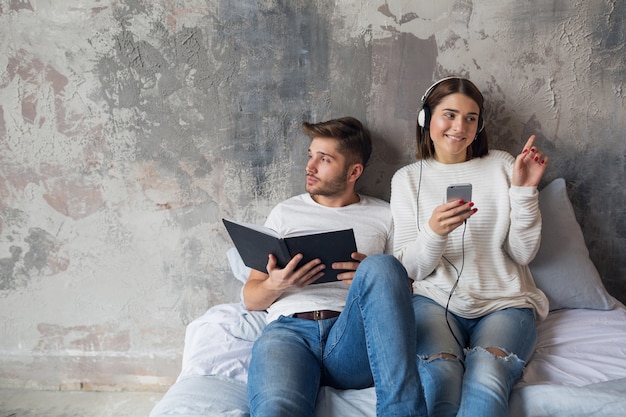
[420,76,463,103]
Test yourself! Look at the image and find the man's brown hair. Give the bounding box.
[302,116,372,168]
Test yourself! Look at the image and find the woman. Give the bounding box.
[390,77,549,417]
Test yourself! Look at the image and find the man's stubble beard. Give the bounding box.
[305,168,350,197]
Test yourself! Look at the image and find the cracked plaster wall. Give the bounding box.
[0,0,624,391]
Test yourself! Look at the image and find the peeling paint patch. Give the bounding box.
[5,48,97,142]
[36,323,131,352]
[6,49,44,125]
[598,0,625,49]
[0,227,69,292]
[23,228,69,273]
[9,0,33,12]
[377,3,419,25]
[43,178,105,220]
[0,246,22,291]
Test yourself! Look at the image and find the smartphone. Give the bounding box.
[447,184,473,214]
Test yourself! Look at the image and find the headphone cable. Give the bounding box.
[416,127,424,232]
[442,220,467,352]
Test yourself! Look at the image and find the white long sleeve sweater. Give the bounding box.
[390,150,549,320]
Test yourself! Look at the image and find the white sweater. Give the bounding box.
[390,150,549,320]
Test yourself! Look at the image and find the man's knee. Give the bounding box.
[358,254,408,286]
[359,253,400,271]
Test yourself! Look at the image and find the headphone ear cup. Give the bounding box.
[417,106,430,129]
[417,109,425,128]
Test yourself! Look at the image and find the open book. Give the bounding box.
[222,219,358,284]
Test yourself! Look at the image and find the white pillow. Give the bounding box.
[227,247,251,284]
[529,178,615,311]
[225,248,267,340]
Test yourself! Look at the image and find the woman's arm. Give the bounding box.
[505,186,542,265]
[390,168,448,280]
[506,135,549,265]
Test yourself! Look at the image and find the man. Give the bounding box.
[243,117,427,417]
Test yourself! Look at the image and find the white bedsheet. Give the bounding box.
[151,375,626,417]
[519,302,626,387]
[509,379,626,417]
[178,303,264,384]
[179,301,626,388]
[314,377,626,417]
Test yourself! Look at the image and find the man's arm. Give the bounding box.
[242,268,285,311]
[242,253,326,311]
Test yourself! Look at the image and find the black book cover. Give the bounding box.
[222,219,357,284]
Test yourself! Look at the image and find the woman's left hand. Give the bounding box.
[512,135,548,187]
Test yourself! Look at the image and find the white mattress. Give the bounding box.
[152,300,626,417]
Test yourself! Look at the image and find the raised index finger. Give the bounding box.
[522,135,536,154]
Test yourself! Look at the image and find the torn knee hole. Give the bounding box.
[485,347,508,358]
[427,352,458,360]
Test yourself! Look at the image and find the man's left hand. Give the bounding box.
[332,252,367,285]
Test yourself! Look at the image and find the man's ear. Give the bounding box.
[347,163,364,183]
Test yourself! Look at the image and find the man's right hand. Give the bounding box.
[264,253,326,291]
[242,253,325,311]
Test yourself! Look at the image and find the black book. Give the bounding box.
[222,218,358,284]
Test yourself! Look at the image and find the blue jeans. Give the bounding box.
[412,295,536,417]
[248,254,428,417]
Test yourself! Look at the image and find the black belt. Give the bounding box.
[293,310,341,320]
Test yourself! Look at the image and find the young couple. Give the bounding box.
[242,77,550,417]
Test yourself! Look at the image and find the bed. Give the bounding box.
[149,178,626,417]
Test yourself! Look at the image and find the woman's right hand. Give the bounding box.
[428,199,476,236]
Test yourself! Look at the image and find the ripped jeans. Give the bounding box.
[412,295,537,417]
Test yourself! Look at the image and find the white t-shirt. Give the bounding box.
[264,193,393,323]
[391,150,549,320]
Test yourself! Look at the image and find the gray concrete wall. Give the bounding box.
[0,0,624,391]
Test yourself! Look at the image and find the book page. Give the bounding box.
[227,219,280,238]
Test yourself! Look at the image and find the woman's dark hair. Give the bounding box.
[302,116,372,168]
[416,78,489,160]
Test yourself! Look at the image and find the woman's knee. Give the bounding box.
[419,352,465,380]
[418,354,464,415]
[464,346,525,387]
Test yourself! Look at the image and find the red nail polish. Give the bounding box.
[469,202,474,207]
[534,156,539,161]
[523,149,528,154]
